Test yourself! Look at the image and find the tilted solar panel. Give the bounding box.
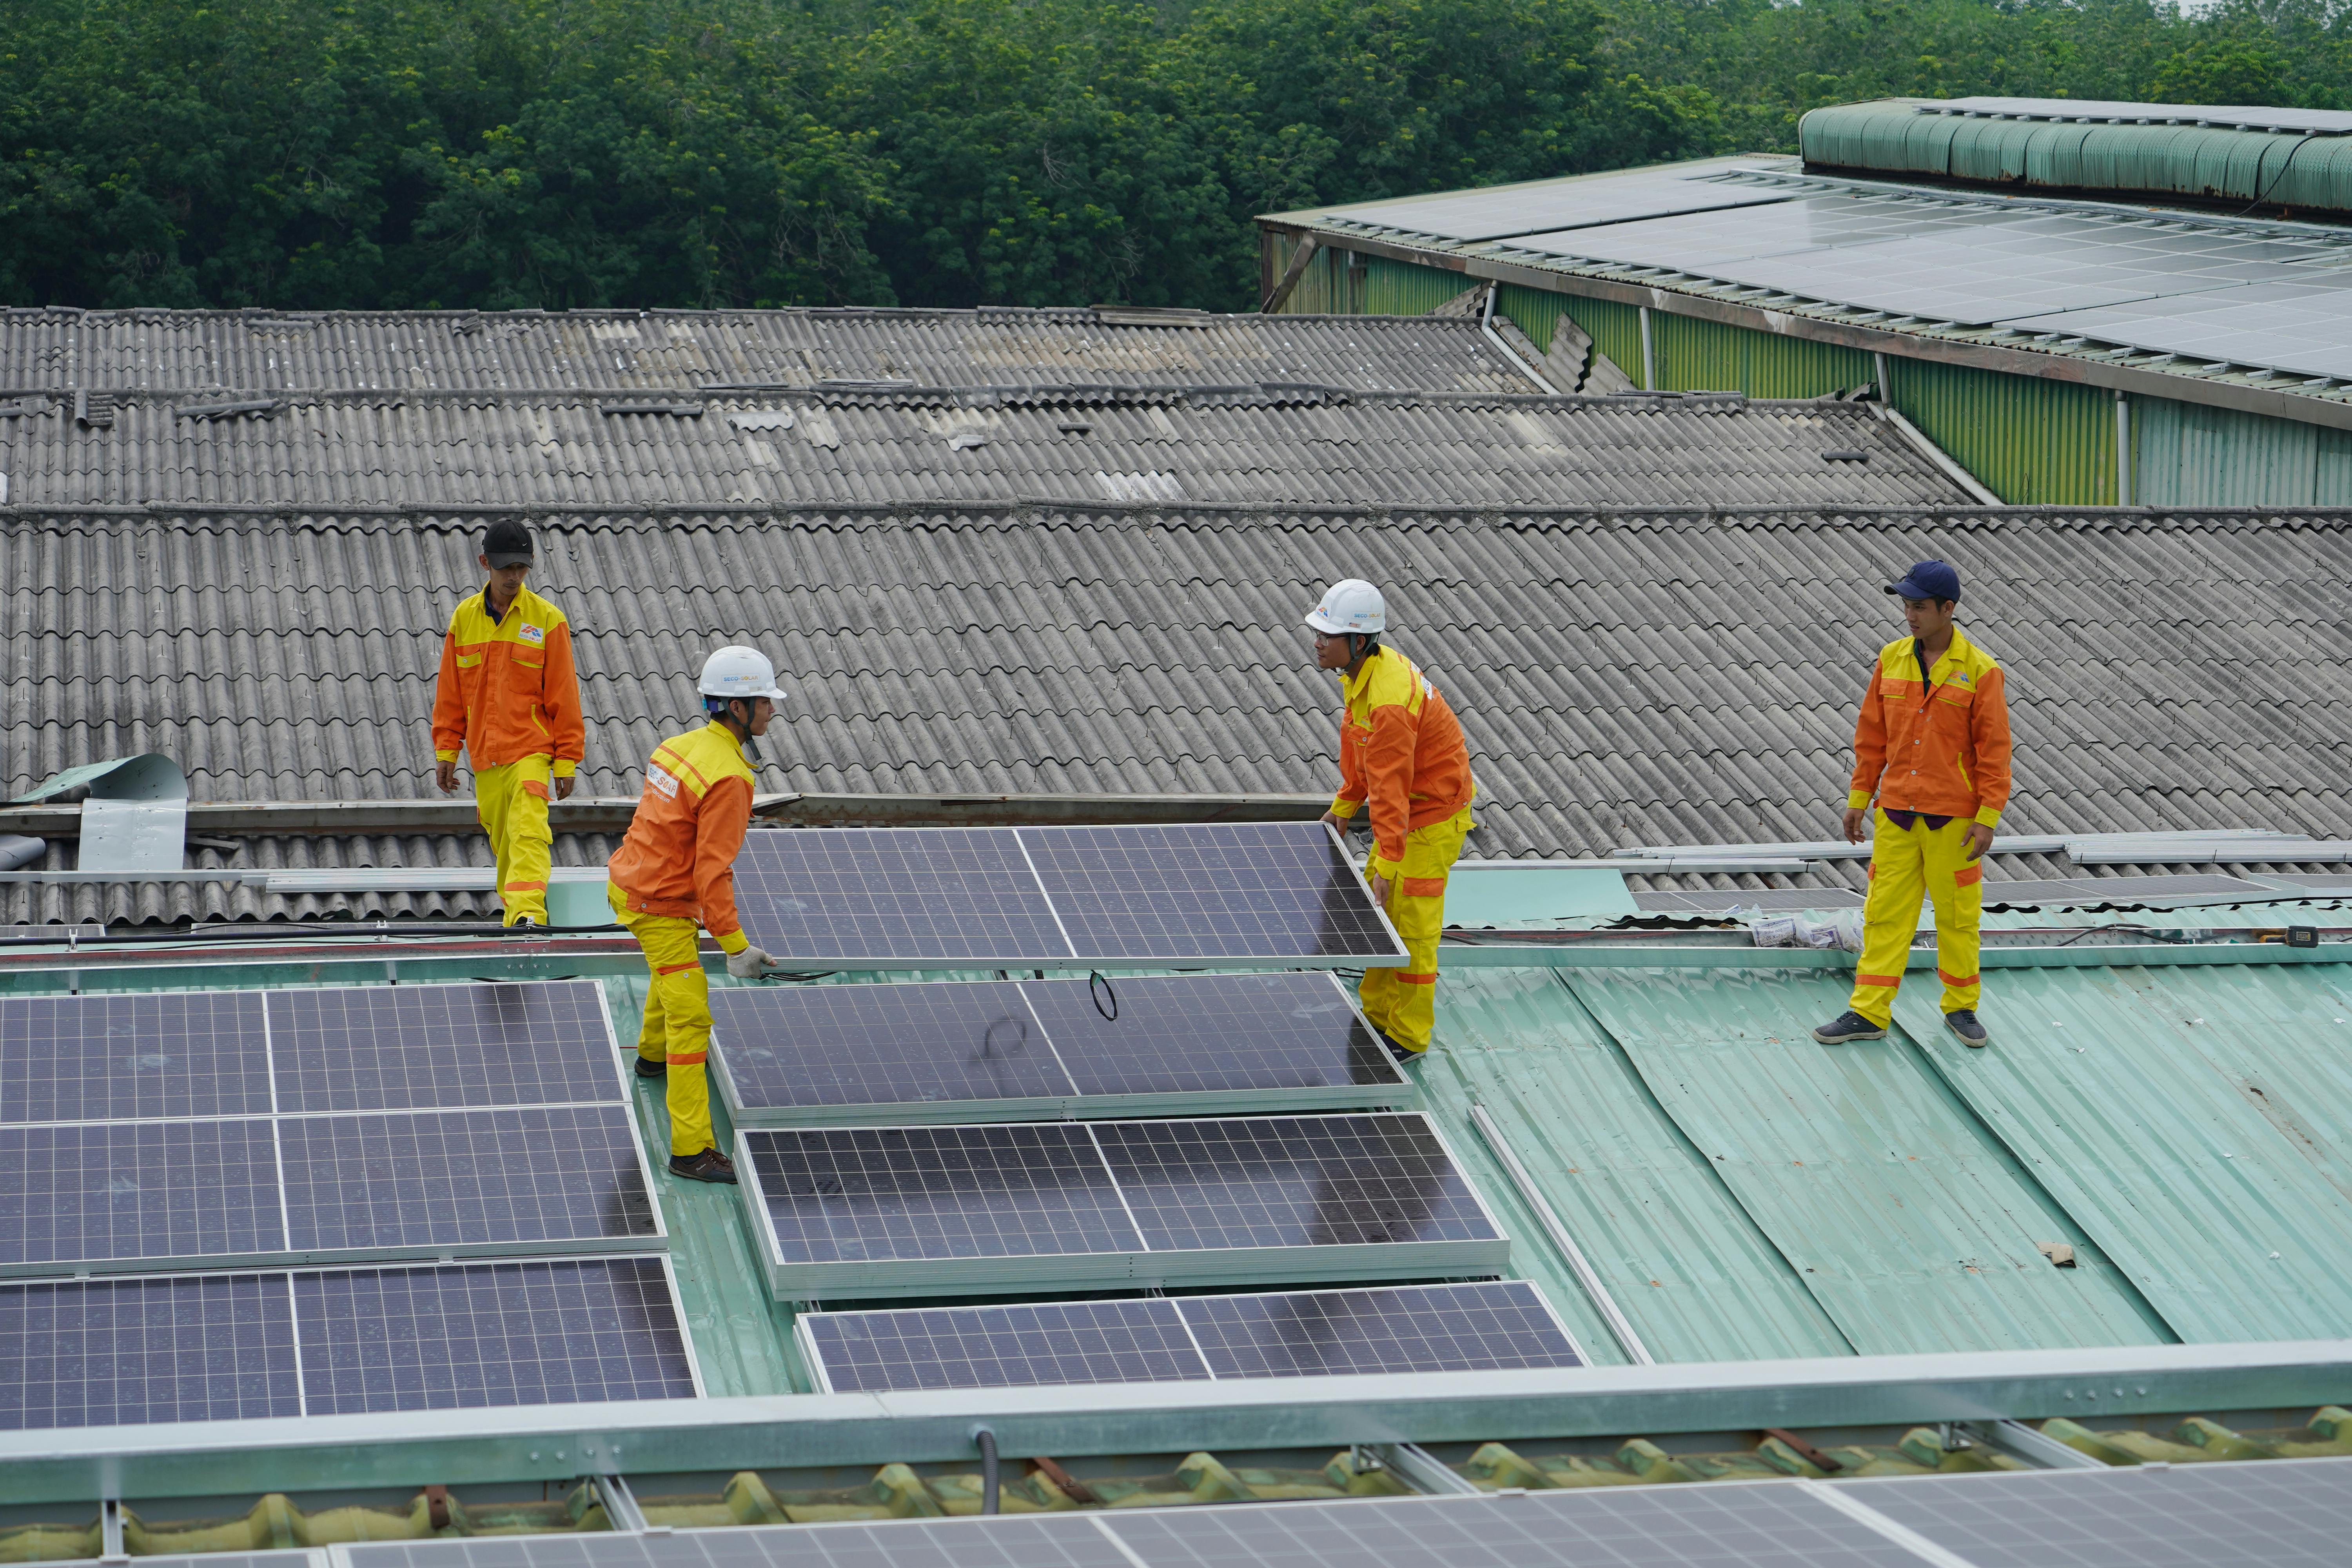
[799,1279,1583,1392]
[0,1119,285,1272]
[730,822,1406,968]
[269,980,621,1113]
[711,971,1406,1125]
[0,992,272,1123]
[739,1112,1505,1299]
[0,1273,300,1430]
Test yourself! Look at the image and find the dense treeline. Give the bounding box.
[2,0,2347,312]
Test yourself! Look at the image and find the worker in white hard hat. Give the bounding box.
[1305,580,1476,1058]
[604,646,789,1184]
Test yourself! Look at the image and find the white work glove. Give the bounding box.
[726,946,782,979]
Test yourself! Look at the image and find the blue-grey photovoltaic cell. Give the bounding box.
[0,1120,283,1267]
[276,1106,655,1252]
[269,981,618,1114]
[807,1296,1209,1392]
[1025,973,1401,1097]
[713,981,1074,1110]
[295,1258,695,1415]
[0,992,272,1123]
[1093,1114,1497,1252]
[744,1125,1142,1263]
[733,829,1071,962]
[1846,1459,2352,1568]
[1026,823,1402,962]
[0,1273,300,1429]
[803,1280,1579,1392]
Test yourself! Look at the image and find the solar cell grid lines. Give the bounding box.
[729,822,1405,968]
[1094,1116,1492,1252]
[0,1119,284,1269]
[710,972,1405,1125]
[275,1106,656,1252]
[0,993,271,1123]
[296,1258,697,1416]
[268,981,621,1112]
[0,1273,299,1430]
[739,1112,1505,1298]
[799,1280,1581,1392]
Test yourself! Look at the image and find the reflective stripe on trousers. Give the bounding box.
[1847,808,1983,1028]
[476,755,553,926]
[608,882,715,1158]
[1358,805,1474,1053]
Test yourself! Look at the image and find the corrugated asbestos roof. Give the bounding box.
[7,501,2352,926]
[0,389,1962,510]
[0,307,1546,395]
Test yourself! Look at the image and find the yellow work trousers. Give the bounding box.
[475,756,553,926]
[1359,806,1474,1053]
[608,884,715,1160]
[1848,809,1984,1027]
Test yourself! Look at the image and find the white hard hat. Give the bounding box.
[1303,579,1386,635]
[698,645,788,702]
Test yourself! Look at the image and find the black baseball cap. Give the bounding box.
[482,518,534,568]
[1886,559,1960,603]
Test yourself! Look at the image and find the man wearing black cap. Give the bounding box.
[431,519,586,927]
[1813,559,2011,1049]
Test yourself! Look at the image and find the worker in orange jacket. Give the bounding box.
[606,647,788,1184]
[432,519,586,927]
[1307,579,1476,1059]
[1815,559,2013,1050]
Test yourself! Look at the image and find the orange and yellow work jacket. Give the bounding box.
[431,584,585,777]
[1328,646,1475,866]
[1846,628,2013,826]
[606,720,757,955]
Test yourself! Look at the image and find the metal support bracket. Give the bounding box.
[1371,1442,1482,1496]
[1952,1418,2105,1470]
[592,1472,656,1534]
[99,1498,127,1564]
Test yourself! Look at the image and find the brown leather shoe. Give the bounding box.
[669,1148,738,1185]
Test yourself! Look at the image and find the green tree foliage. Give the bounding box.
[5,0,2352,311]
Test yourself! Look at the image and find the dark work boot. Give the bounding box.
[635,1056,668,1079]
[1811,1010,1888,1044]
[670,1148,738,1185]
[1945,1010,1990,1048]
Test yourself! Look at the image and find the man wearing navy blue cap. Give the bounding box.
[1814,559,2012,1049]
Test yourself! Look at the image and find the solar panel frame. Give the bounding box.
[795,1279,1584,1392]
[0,1272,302,1430]
[0,991,274,1125]
[711,971,1412,1127]
[266,980,629,1114]
[729,822,1409,969]
[737,1111,1507,1301]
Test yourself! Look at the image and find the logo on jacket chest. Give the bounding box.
[518,622,546,647]
[646,765,681,801]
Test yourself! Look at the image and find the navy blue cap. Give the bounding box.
[1885,559,1960,603]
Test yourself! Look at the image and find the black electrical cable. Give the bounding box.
[1090,969,1118,1021]
[975,1428,1000,1514]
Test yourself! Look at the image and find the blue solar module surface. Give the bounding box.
[802,1279,1580,1392]
[1093,1114,1498,1251]
[713,980,1074,1110]
[745,1124,1142,1263]
[295,1258,696,1415]
[0,1120,284,1267]
[0,1273,299,1429]
[1028,823,1401,962]
[733,829,1071,963]
[276,1106,655,1252]
[1025,973,1398,1097]
[269,981,618,1113]
[0,993,272,1123]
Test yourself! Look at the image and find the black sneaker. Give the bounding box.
[1811,1010,1888,1044]
[1945,1010,1990,1048]
[634,1056,668,1079]
[670,1148,738,1185]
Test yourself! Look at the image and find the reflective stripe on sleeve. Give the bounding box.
[655,960,700,977]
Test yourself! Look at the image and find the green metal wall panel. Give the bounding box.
[2130,392,2352,507]
[1554,296,1645,387]
[1365,255,1473,317]
[1497,284,1568,356]
[1651,313,1877,399]
[1891,358,2113,505]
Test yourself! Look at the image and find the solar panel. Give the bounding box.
[1980,873,2278,907]
[275,1106,658,1254]
[342,1516,1133,1568]
[268,981,620,1113]
[1298,163,1793,244]
[0,1273,299,1429]
[295,1257,699,1415]
[730,823,1406,968]
[0,992,271,1123]
[1840,1457,2352,1568]
[710,971,1406,1125]
[738,1112,1504,1299]
[0,1119,284,1272]
[799,1279,1581,1392]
